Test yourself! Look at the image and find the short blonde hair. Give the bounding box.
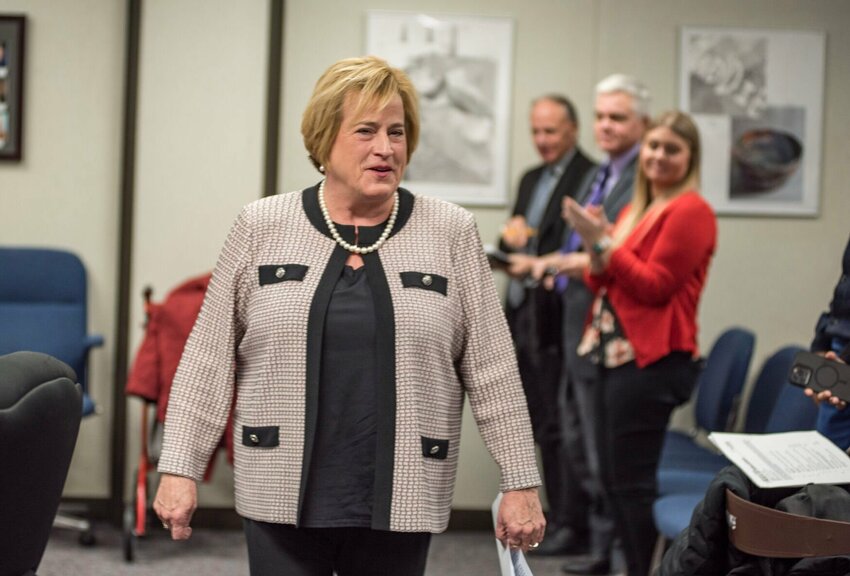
[301,56,420,172]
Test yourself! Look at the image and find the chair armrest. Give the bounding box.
[84,334,105,351]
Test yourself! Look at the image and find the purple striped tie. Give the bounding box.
[555,164,610,292]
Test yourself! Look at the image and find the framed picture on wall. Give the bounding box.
[0,15,25,162]
[366,11,514,206]
[679,27,825,216]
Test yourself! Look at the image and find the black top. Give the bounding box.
[298,185,408,530]
[300,264,378,528]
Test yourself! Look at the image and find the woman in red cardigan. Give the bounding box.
[564,110,716,576]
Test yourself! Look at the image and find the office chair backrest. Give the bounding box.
[0,247,102,415]
[743,345,806,434]
[0,351,82,576]
[764,381,819,433]
[694,327,756,432]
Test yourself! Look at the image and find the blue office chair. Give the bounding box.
[0,247,104,545]
[0,247,103,417]
[657,327,756,482]
[762,379,818,434]
[0,351,83,576]
[658,344,804,496]
[742,346,806,434]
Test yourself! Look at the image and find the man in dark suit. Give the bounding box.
[534,74,650,574]
[499,95,595,555]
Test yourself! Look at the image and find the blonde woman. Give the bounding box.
[564,110,717,576]
[153,56,544,576]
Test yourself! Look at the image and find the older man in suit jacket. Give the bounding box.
[534,74,651,574]
[499,95,595,555]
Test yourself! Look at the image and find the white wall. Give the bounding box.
[1,0,848,511]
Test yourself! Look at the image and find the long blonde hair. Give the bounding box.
[615,110,701,241]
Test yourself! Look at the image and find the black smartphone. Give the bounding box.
[788,350,850,403]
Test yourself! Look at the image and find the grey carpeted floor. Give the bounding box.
[38,524,621,575]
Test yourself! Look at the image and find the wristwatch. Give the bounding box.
[592,236,613,255]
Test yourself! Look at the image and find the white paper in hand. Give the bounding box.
[492,493,534,576]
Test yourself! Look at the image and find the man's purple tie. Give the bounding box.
[556,164,611,292]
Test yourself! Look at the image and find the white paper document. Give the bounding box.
[708,430,850,488]
[491,493,534,576]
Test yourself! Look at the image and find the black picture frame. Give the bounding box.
[0,15,26,162]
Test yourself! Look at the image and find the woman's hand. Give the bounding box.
[804,351,848,410]
[495,487,546,553]
[154,473,198,540]
[562,198,609,246]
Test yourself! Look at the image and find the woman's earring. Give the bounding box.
[319,165,326,174]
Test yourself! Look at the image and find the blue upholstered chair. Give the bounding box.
[0,247,104,545]
[0,351,83,576]
[0,247,103,417]
[741,346,807,434]
[657,327,756,489]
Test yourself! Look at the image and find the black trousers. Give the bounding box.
[243,520,431,576]
[593,353,698,576]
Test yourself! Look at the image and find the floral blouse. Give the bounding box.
[577,288,635,368]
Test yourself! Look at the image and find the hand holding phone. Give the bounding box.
[789,350,850,404]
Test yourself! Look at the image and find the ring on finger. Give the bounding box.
[529,542,540,549]
[162,521,169,530]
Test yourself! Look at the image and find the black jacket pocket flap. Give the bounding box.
[401,272,447,296]
[421,436,449,460]
[242,426,279,448]
[259,264,308,285]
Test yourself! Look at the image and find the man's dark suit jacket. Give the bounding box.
[502,147,596,350]
[563,157,637,381]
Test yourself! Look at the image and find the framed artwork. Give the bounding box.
[367,11,514,206]
[679,27,825,216]
[0,15,25,162]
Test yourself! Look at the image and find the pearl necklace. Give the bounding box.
[317,179,399,255]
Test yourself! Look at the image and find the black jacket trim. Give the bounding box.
[400,271,448,296]
[363,249,396,531]
[242,425,279,448]
[297,246,348,526]
[421,436,449,460]
[302,182,415,242]
[258,264,308,285]
[296,184,414,530]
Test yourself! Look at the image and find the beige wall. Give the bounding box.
[0,0,848,511]
[0,0,125,497]
[127,0,268,504]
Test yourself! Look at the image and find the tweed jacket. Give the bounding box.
[158,184,541,533]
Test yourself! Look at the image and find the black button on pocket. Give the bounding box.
[401,272,448,296]
[259,264,308,286]
[242,426,279,448]
[421,436,449,460]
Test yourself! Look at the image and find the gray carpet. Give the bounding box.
[37,524,616,575]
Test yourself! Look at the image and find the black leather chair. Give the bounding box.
[0,351,83,576]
